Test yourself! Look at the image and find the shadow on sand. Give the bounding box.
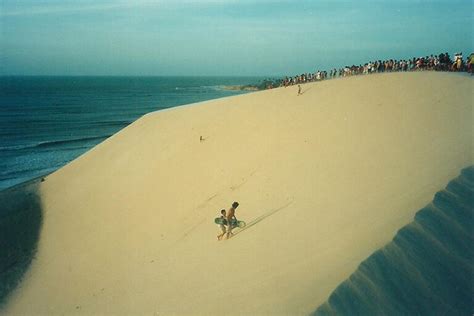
[232,200,293,238]
[313,166,474,315]
[0,180,43,308]
[301,86,312,95]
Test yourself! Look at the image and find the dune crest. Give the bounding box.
[314,166,474,315]
[3,72,473,315]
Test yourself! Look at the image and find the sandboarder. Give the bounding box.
[217,209,227,240]
[226,201,239,239]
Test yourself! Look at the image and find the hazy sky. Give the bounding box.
[0,0,472,76]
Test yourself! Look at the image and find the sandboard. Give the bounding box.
[214,217,246,228]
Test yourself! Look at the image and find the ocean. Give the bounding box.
[0,76,262,191]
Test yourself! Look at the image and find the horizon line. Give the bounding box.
[0,74,277,78]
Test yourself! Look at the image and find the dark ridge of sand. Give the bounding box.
[0,180,43,307]
[314,166,474,315]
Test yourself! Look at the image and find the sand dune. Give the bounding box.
[2,72,473,315]
[315,166,474,315]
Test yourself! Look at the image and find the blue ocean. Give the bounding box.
[0,76,262,191]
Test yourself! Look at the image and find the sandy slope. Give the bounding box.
[4,72,473,315]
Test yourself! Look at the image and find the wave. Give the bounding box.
[314,166,474,315]
[217,85,259,91]
[0,135,112,152]
[72,120,132,128]
[0,165,58,180]
[173,85,248,93]
[0,120,132,138]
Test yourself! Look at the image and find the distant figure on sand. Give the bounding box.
[226,201,239,239]
[468,53,474,74]
[297,85,302,96]
[217,209,227,240]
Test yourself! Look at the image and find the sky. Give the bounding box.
[0,0,472,76]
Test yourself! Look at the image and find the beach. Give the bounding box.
[0,76,260,191]
[1,72,472,315]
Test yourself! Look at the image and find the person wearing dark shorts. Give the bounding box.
[217,209,227,240]
[226,202,239,239]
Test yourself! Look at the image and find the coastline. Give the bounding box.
[0,173,50,196]
[219,84,260,91]
[0,76,262,192]
[1,72,472,315]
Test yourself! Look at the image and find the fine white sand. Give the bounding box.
[4,72,473,315]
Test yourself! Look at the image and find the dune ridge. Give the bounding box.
[2,72,473,315]
[314,166,474,315]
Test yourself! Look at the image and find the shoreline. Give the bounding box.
[1,72,470,195]
[0,173,50,197]
[0,76,264,193]
[1,72,472,315]
[219,84,260,91]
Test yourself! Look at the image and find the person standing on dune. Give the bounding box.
[468,53,474,74]
[217,209,227,240]
[226,201,239,239]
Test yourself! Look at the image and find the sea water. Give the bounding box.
[0,76,262,190]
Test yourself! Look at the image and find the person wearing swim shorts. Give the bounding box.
[217,209,227,240]
[226,202,239,239]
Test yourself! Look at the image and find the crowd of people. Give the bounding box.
[277,52,473,88]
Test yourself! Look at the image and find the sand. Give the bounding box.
[2,72,473,315]
[316,166,474,315]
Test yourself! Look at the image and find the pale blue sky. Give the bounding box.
[0,0,472,76]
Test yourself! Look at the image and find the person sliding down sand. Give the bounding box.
[217,209,227,240]
[226,201,239,239]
